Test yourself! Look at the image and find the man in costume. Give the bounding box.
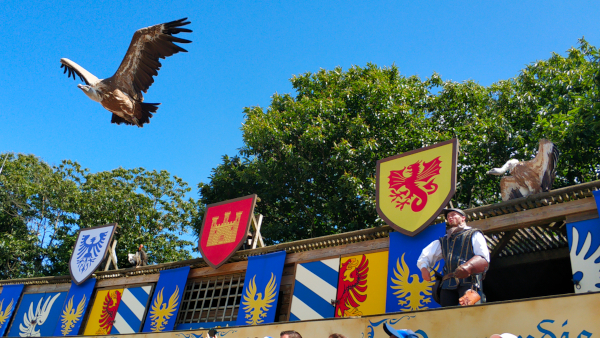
[417,208,490,307]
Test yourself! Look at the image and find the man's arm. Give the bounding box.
[471,232,490,263]
[417,240,442,282]
[454,232,490,279]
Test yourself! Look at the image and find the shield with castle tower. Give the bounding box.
[198,194,260,269]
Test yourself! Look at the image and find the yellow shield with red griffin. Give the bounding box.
[376,139,458,236]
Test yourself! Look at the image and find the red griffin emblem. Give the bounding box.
[335,254,369,317]
[388,157,442,212]
[198,195,257,269]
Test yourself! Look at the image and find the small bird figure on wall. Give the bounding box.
[60,18,192,127]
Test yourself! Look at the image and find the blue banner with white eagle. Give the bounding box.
[53,279,96,336]
[7,291,67,337]
[142,266,190,333]
[566,190,600,293]
[385,223,445,313]
[0,284,24,336]
[69,223,117,285]
[289,258,339,321]
[236,251,286,326]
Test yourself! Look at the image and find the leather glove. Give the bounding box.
[454,255,488,279]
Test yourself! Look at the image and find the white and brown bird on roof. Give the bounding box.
[60,18,192,127]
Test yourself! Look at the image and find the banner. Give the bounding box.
[334,251,388,317]
[385,223,445,313]
[54,279,96,336]
[142,266,190,333]
[83,288,123,335]
[290,258,340,321]
[236,251,286,326]
[7,292,67,337]
[567,190,600,294]
[199,195,257,269]
[111,286,153,334]
[0,284,24,336]
[69,223,117,285]
[376,139,458,236]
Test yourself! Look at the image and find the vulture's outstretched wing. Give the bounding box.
[60,58,100,85]
[112,18,192,100]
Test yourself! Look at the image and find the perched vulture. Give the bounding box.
[128,244,149,268]
[487,139,560,201]
[60,18,192,127]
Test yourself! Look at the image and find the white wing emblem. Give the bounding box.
[570,227,600,293]
[18,294,61,337]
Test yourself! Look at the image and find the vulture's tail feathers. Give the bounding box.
[138,102,161,127]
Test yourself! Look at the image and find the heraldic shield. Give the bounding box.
[376,139,458,236]
[199,194,257,269]
[69,223,117,285]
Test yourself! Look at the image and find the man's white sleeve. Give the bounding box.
[471,232,490,262]
[417,240,443,270]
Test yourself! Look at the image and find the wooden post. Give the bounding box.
[104,239,119,271]
[251,214,265,249]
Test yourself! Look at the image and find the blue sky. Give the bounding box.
[1,0,599,200]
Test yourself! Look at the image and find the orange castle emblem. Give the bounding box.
[206,211,243,247]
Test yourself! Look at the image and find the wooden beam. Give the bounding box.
[469,198,596,233]
[189,261,248,278]
[490,230,517,259]
[284,237,389,264]
[96,273,159,288]
[565,209,598,224]
[24,283,71,294]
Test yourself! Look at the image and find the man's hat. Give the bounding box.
[383,323,418,338]
[441,207,466,217]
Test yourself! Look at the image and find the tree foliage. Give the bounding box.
[0,153,197,279]
[198,39,600,244]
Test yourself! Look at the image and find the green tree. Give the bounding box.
[198,39,600,244]
[0,153,197,279]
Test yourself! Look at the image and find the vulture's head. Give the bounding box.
[77,84,102,103]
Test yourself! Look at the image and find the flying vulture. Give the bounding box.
[60,18,192,127]
[487,139,560,201]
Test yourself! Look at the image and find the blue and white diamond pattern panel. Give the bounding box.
[110,286,152,334]
[290,258,340,321]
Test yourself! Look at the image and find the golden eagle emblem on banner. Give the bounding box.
[377,139,458,236]
[149,286,180,332]
[0,299,14,326]
[391,253,440,311]
[60,295,86,335]
[242,274,277,325]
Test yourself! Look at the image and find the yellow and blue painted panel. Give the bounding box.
[385,223,445,313]
[142,266,190,333]
[0,284,24,336]
[54,279,96,336]
[236,251,286,326]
